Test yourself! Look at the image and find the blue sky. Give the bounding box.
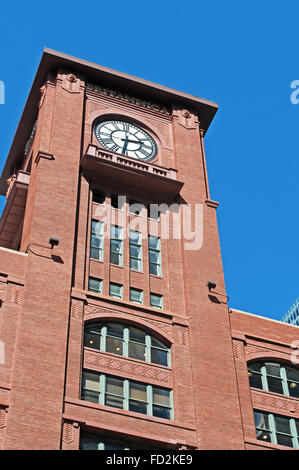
[0,1,298,321]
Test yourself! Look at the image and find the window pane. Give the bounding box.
[130,258,141,271]
[148,236,159,249]
[254,411,269,430]
[92,220,104,234]
[81,389,99,403]
[88,277,102,293]
[105,395,123,408]
[265,363,281,378]
[84,330,101,350]
[91,235,102,249]
[149,263,160,276]
[276,434,293,448]
[149,250,159,263]
[130,327,146,343]
[249,372,263,389]
[93,189,105,204]
[153,405,170,420]
[106,336,123,355]
[109,283,123,298]
[90,247,100,259]
[130,382,147,401]
[285,366,299,382]
[111,194,125,209]
[248,363,262,373]
[130,231,141,244]
[153,387,170,406]
[110,252,121,265]
[151,348,168,366]
[256,429,271,442]
[274,415,291,434]
[130,288,143,304]
[151,337,168,349]
[111,226,123,239]
[129,342,146,361]
[107,323,123,338]
[129,401,147,414]
[288,381,299,399]
[106,377,123,396]
[111,239,122,253]
[130,245,141,258]
[83,372,100,392]
[267,376,284,394]
[150,294,163,308]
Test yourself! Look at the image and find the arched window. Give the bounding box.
[84,322,170,367]
[248,361,299,398]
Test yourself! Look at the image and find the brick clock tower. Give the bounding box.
[0,49,298,451]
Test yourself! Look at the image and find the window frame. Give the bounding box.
[88,277,102,295]
[110,225,123,266]
[84,322,171,367]
[248,361,299,398]
[129,230,143,272]
[150,293,163,310]
[148,235,162,277]
[90,219,104,261]
[81,370,174,420]
[254,410,299,448]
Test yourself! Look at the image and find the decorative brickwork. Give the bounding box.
[175,325,189,346]
[84,350,172,385]
[10,285,23,304]
[251,390,299,416]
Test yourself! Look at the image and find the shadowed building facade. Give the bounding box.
[0,49,298,450]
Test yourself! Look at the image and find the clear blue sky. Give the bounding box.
[0,1,298,321]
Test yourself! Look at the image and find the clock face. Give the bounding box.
[94,120,157,161]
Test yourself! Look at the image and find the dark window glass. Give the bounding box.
[107,323,123,338]
[153,405,170,419]
[84,326,101,350]
[151,348,168,366]
[129,342,146,361]
[111,194,125,209]
[106,336,123,355]
[129,401,147,414]
[267,376,284,394]
[93,189,106,204]
[81,389,99,403]
[276,434,293,447]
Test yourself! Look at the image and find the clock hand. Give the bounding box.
[121,135,129,154]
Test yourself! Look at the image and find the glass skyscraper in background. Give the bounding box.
[282,298,299,326]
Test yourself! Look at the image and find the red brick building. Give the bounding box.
[0,49,298,450]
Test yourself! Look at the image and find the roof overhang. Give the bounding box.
[0,48,218,195]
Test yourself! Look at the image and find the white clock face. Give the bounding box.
[94,120,157,161]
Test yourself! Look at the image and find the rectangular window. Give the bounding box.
[81,371,173,420]
[150,293,163,310]
[130,288,143,304]
[90,220,104,261]
[109,283,123,299]
[254,410,299,448]
[93,189,106,205]
[111,194,125,210]
[88,277,102,294]
[148,235,162,276]
[110,225,123,266]
[130,230,142,271]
